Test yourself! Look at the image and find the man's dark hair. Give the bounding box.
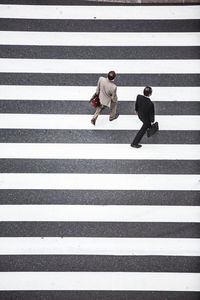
[108,71,116,80]
[143,86,152,97]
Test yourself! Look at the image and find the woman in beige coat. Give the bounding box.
[91,71,119,125]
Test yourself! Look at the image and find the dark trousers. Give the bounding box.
[132,121,150,145]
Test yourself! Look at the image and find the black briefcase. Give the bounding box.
[147,122,159,138]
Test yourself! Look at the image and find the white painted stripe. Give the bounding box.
[0,174,199,190]
[0,5,199,20]
[0,32,199,46]
[0,144,199,160]
[1,205,199,222]
[0,237,199,256]
[1,272,200,291]
[1,59,199,74]
[0,114,199,130]
[0,86,199,101]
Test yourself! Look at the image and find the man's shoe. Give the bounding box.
[91,119,96,125]
[109,114,119,121]
[131,144,142,148]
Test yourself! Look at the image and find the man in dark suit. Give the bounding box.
[131,86,155,148]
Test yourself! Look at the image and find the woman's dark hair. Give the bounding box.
[143,86,152,97]
[108,71,116,80]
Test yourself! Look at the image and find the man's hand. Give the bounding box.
[151,122,154,126]
[135,111,138,115]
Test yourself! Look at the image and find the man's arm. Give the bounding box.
[150,102,155,124]
[135,95,139,114]
[96,77,101,95]
[111,86,118,102]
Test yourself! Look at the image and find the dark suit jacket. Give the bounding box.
[135,94,155,124]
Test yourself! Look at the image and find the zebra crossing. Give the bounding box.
[0,2,199,299]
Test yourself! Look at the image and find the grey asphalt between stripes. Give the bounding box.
[1,19,199,32]
[0,159,199,174]
[0,222,199,237]
[0,190,199,205]
[1,46,199,59]
[0,0,198,4]
[0,291,199,300]
[0,73,199,87]
[1,255,199,272]
[0,0,117,4]
[0,129,199,144]
[1,100,199,115]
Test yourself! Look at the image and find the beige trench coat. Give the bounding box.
[96,77,118,107]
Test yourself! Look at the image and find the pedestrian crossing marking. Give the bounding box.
[0,5,199,20]
[1,237,199,256]
[0,86,199,101]
[0,174,199,190]
[0,144,199,159]
[1,272,200,291]
[0,114,199,130]
[1,32,200,46]
[0,59,199,73]
[1,205,200,222]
